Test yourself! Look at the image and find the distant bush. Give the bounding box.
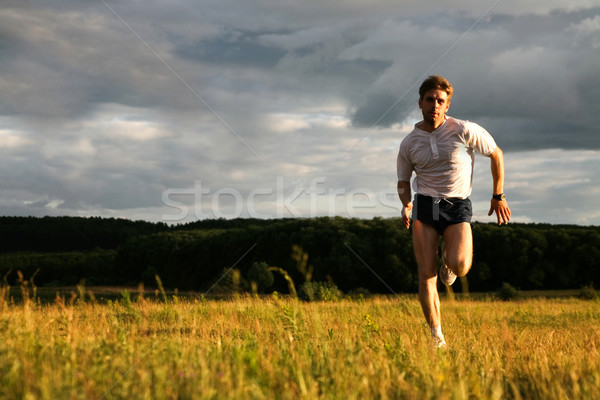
[579,284,598,300]
[300,281,343,302]
[347,287,372,300]
[497,282,520,301]
[247,261,274,293]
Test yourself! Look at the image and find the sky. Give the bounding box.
[1,0,599,225]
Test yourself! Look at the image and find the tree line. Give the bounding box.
[0,216,598,293]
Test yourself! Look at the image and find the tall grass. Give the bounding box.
[0,292,598,399]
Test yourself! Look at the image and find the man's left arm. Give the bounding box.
[488,146,511,225]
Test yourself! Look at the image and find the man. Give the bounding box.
[396,75,511,348]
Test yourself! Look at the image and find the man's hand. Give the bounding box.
[488,199,511,225]
[402,202,413,229]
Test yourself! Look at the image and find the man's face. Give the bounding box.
[419,89,450,127]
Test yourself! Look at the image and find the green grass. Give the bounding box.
[0,292,599,399]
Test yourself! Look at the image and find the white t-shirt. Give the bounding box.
[397,116,497,199]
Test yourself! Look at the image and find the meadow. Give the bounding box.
[1,289,599,399]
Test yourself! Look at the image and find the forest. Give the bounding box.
[0,216,598,294]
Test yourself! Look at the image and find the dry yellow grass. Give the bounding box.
[0,293,599,399]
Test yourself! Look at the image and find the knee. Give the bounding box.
[419,269,439,289]
[449,256,472,277]
[418,262,438,281]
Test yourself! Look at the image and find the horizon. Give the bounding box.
[1,213,598,228]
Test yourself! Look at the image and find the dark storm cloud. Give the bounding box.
[351,94,413,128]
[465,118,593,152]
[176,30,288,68]
[347,8,600,150]
[0,6,161,120]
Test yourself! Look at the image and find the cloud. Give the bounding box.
[0,1,599,225]
[176,30,287,68]
[343,9,600,152]
[350,93,414,128]
[500,150,600,225]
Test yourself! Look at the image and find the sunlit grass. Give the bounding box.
[0,292,599,399]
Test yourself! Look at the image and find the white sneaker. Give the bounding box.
[439,264,456,286]
[439,242,456,286]
[433,335,447,348]
[431,326,447,348]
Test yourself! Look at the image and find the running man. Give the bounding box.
[396,75,511,347]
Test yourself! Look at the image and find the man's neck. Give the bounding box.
[418,117,446,133]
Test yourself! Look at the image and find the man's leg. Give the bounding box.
[442,222,473,277]
[412,219,442,333]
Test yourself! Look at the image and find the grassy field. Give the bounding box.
[0,289,599,399]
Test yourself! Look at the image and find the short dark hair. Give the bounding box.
[419,75,453,100]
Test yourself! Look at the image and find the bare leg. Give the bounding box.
[412,220,441,329]
[442,222,473,277]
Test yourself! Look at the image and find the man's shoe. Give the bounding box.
[439,264,457,286]
[433,335,447,349]
[439,243,456,286]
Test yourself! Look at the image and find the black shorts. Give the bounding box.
[413,194,472,234]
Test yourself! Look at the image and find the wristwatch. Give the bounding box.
[492,193,506,201]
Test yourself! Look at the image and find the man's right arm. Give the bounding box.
[397,180,412,229]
